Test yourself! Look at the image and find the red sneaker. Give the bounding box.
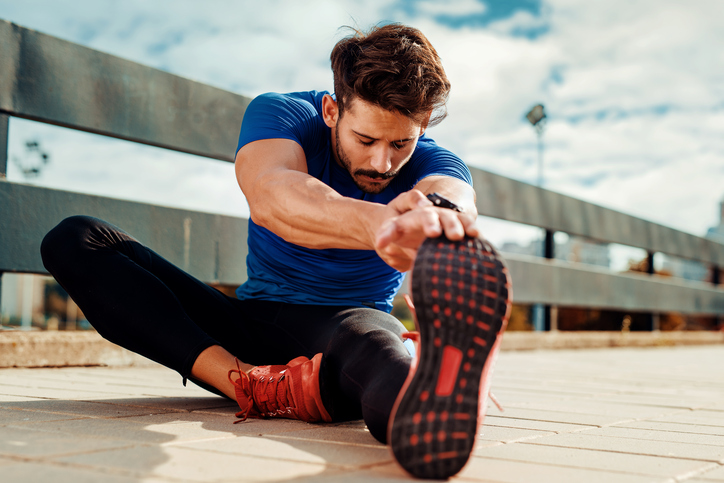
[228,353,332,423]
[388,235,512,479]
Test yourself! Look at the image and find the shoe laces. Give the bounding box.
[228,360,254,423]
[227,360,296,423]
[251,369,295,418]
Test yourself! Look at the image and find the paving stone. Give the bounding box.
[651,411,724,427]
[585,426,724,446]
[0,384,120,400]
[0,394,40,402]
[0,399,168,418]
[0,407,88,424]
[483,415,590,433]
[57,445,327,481]
[692,464,724,481]
[474,440,710,477]
[613,420,724,436]
[11,417,233,445]
[592,393,720,409]
[265,424,381,446]
[459,456,661,483]
[0,461,145,483]
[178,433,392,468]
[125,410,339,441]
[524,432,724,461]
[489,406,626,426]
[477,425,556,443]
[0,425,132,458]
[510,399,682,419]
[78,396,236,412]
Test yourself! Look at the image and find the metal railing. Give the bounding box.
[1,19,723,330]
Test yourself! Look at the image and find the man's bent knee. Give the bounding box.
[41,215,106,274]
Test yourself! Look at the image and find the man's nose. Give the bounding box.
[370,146,393,174]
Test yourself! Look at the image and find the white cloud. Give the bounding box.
[415,0,486,17]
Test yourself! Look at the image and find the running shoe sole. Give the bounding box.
[388,235,511,480]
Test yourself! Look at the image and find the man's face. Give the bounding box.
[324,96,426,194]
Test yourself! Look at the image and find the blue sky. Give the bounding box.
[1,0,724,249]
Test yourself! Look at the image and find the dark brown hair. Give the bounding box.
[330,23,451,127]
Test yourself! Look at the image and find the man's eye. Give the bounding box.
[360,140,374,146]
[392,142,406,149]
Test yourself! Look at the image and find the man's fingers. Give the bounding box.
[461,214,480,238]
[438,212,479,240]
[389,189,431,214]
[439,211,465,240]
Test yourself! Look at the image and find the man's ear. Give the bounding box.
[419,111,432,136]
[322,94,339,128]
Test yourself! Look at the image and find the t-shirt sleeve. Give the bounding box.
[235,92,323,154]
[394,134,473,190]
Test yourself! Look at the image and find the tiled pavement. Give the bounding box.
[1,345,724,482]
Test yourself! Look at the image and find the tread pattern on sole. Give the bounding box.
[390,235,511,480]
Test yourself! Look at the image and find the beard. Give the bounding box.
[335,125,400,195]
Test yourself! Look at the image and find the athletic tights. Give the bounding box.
[40,216,412,443]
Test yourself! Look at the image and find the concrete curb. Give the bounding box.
[1,330,722,368]
[0,331,152,368]
[501,330,724,351]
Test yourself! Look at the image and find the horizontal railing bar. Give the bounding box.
[0,19,250,163]
[472,168,724,266]
[5,181,722,315]
[0,180,248,285]
[504,253,724,314]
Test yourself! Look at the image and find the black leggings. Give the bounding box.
[40,216,411,443]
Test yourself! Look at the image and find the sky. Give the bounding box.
[2,0,724,253]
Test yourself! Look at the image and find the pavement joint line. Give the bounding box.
[161,435,238,447]
[44,454,170,481]
[483,423,589,433]
[265,433,386,449]
[492,434,553,444]
[0,393,64,402]
[162,442,358,469]
[674,462,723,482]
[71,398,232,413]
[473,453,704,480]
[1,404,176,420]
[0,382,140,396]
[486,414,603,428]
[516,440,724,463]
[1,442,138,462]
[606,424,724,438]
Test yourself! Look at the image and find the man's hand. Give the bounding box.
[374,190,480,272]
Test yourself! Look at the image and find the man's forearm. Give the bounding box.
[247,168,389,250]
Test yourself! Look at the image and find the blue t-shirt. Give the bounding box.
[235,91,472,312]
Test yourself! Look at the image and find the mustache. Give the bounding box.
[354,169,400,180]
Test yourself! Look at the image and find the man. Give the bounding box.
[41,24,510,479]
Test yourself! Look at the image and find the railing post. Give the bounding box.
[0,113,7,178]
[544,229,555,331]
[646,251,658,331]
[0,114,8,325]
[713,265,721,329]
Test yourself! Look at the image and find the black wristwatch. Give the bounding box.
[427,193,463,212]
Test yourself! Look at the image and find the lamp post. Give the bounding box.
[525,104,553,331]
[526,104,546,187]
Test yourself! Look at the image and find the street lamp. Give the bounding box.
[525,104,552,331]
[526,104,546,187]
